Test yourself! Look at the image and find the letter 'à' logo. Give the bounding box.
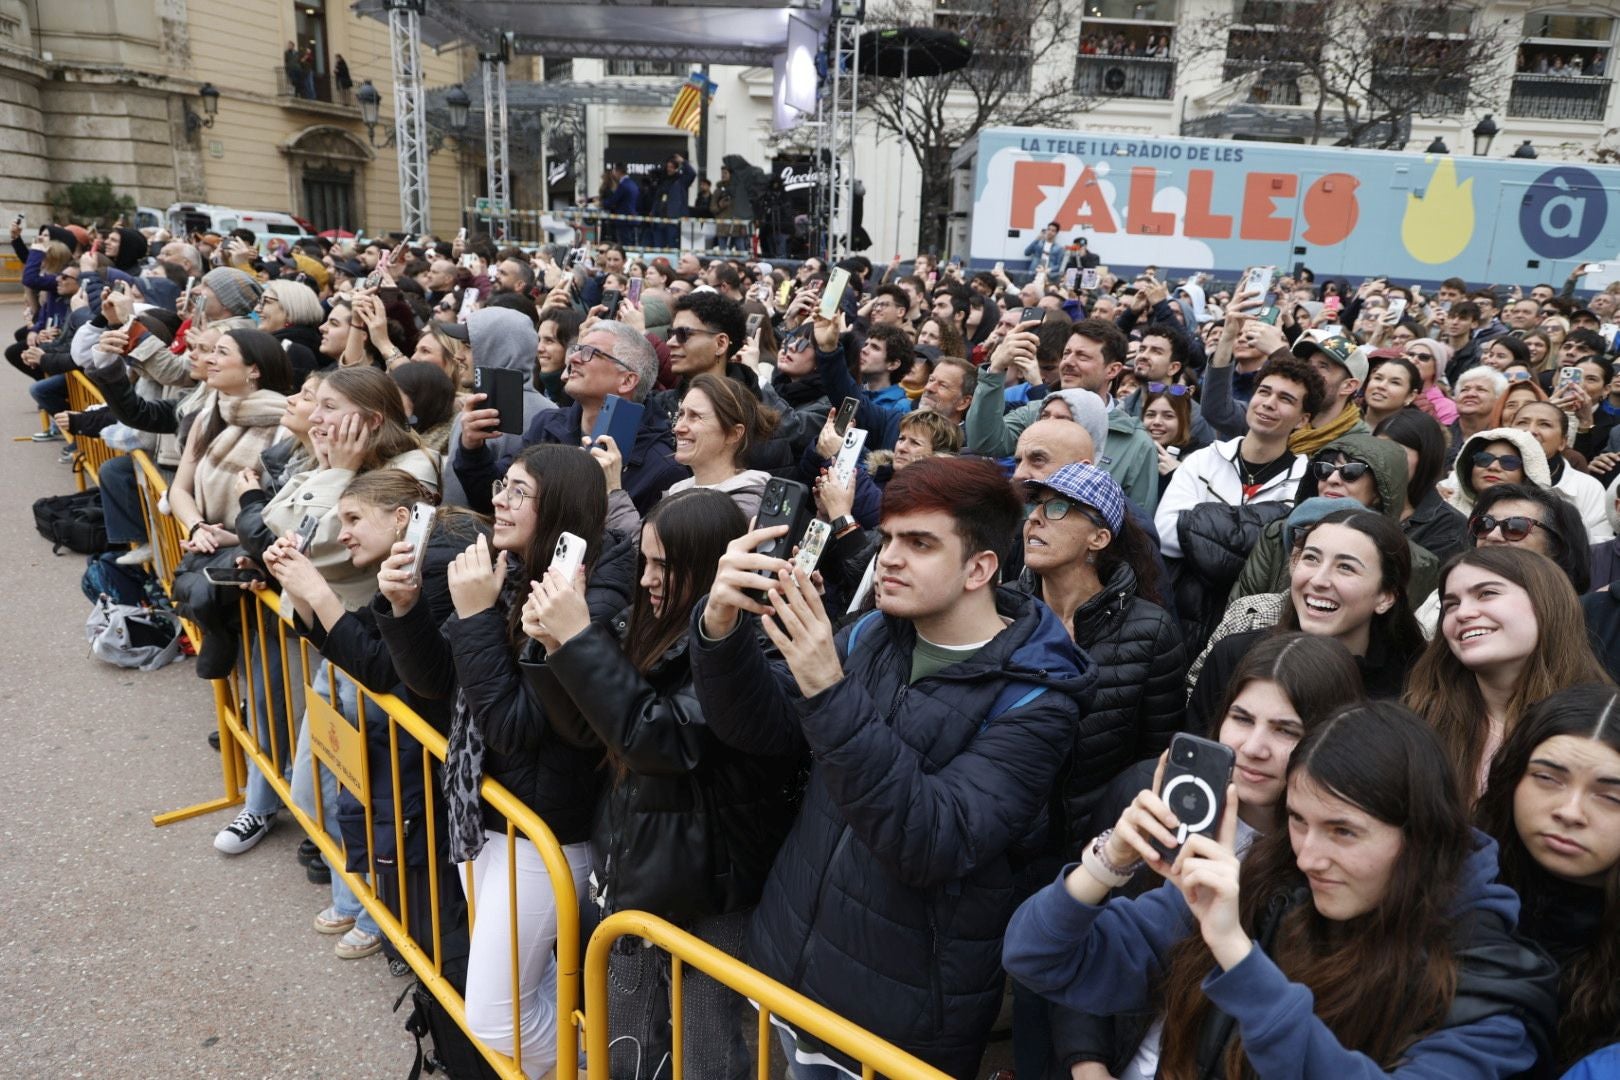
[1519,166,1608,260]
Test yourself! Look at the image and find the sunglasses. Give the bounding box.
[1505,370,1536,383]
[1311,458,1372,483]
[1469,513,1557,543]
[1147,382,1193,396]
[1472,451,1524,471]
[668,326,720,344]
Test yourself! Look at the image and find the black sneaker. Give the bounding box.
[306,859,331,885]
[208,729,221,752]
[213,809,275,855]
[296,839,321,867]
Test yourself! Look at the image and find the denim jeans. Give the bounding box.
[240,611,298,817]
[30,372,68,415]
[96,453,148,544]
[291,660,379,936]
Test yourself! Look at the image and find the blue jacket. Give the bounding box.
[602,175,640,217]
[813,335,912,450]
[690,589,1095,1076]
[652,160,697,220]
[22,250,70,332]
[1563,1046,1620,1080]
[1005,833,1557,1080]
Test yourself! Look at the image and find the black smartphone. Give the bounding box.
[589,393,644,455]
[1020,306,1043,325]
[753,477,813,568]
[834,396,860,437]
[602,288,623,320]
[1151,733,1236,863]
[203,566,267,585]
[474,366,526,436]
[294,513,320,555]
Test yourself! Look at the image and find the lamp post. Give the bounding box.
[357,79,382,141]
[445,85,471,133]
[1512,139,1538,159]
[186,82,219,134]
[1472,114,1498,156]
[1426,136,1449,154]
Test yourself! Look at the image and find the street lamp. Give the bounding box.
[357,79,382,136]
[445,85,471,133]
[1426,136,1449,154]
[1512,139,1538,159]
[185,82,219,134]
[1472,114,1499,156]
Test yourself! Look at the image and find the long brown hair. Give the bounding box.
[1141,386,1194,449]
[503,444,606,648]
[322,366,435,478]
[1405,547,1610,788]
[1477,684,1620,1068]
[623,489,746,672]
[1208,632,1365,739]
[1158,702,1473,1078]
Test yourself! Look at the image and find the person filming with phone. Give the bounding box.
[1006,702,1558,1080]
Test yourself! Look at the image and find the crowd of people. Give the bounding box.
[9,213,1620,1080]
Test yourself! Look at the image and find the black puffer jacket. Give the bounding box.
[1172,501,1292,655]
[690,589,1095,1077]
[1405,486,1469,567]
[375,529,637,839]
[525,612,803,924]
[1015,562,1189,850]
[274,324,323,381]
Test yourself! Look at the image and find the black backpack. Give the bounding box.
[33,488,111,555]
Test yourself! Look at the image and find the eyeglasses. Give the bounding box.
[668,326,720,344]
[567,342,633,371]
[1311,458,1373,483]
[491,477,533,509]
[1472,451,1524,471]
[1147,382,1193,396]
[1030,495,1106,528]
[1469,513,1558,543]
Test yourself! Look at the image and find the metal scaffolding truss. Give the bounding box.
[817,14,860,258]
[479,38,511,239]
[384,0,432,234]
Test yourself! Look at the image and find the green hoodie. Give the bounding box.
[1229,432,1439,604]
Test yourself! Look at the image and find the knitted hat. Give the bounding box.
[202,267,264,316]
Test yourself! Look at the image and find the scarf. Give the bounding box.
[1288,401,1363,456]
[443,689,488,864]
[192,389,288,524]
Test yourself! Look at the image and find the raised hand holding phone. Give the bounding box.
[702,523,792,639]
[759,563,844,698]
[1167,795,1247,969]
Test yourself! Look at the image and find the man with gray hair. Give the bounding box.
[452,318,684,515]
[159,240,205,277]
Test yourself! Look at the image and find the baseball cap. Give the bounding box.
[435,319,470,341]
[1292,331,1369,383]
[1022,462,1125,534]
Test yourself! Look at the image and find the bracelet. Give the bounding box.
[1082,829,1142,888]
[187,520,204,539]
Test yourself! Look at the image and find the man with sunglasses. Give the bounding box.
[451,319,684,516]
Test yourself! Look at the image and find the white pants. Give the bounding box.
[461,830,591,1078]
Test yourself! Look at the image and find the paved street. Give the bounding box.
[0,299,416,1078]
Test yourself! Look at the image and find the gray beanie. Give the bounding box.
[202,267,265,317]
[1047,388,1110,463]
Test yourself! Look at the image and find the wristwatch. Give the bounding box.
[828,514,857,536]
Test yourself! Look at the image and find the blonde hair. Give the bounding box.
[42,242,73,275]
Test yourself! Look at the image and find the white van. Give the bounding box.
[164,203,315,248]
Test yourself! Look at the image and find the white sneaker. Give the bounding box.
[213,809,275,854]
[115,544,153,567]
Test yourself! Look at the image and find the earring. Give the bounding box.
[1085,552,1097,565]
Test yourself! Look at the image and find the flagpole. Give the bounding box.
[696,62,711,187]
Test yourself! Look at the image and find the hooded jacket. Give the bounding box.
[273,323,322,382]
[1013,561,1189,844]
[109,227,148,274]
[1230,433,1440,604]
[689,589,1095,1076]
[1005,832,1558,1080]
[443,307,557,508]
[1446,427,1552,515]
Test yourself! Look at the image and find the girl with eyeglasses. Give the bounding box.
[1008,702,1557,1080]
[1407,546,1610,796]
[1444,427,1551,516]
[377,443,635,1076]
[1477,685,1620,1074]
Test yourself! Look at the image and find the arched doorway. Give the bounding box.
[281,125,374,232]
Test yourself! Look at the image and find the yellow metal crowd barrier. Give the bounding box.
[65,370,118,489]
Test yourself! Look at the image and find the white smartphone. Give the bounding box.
[818,267,851,320]
[455,227,467,243]
[549,530,587,581]
[1080,267,1100,290]
[1588,262,1608,275]
[1384,297,1407,325]
[831,426,868,488]
[794,519,832,576]
[402,502,435,585]
[1241,265,1277,301]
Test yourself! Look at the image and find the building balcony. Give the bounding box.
[1508,73,1612,121]
[1221,59,1303,105]
[1369,71,1469,116]
[1075,54,1175,100]
[273,67,360,116]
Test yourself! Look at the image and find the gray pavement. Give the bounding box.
[0,298,418,1078]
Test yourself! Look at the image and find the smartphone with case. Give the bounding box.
[831,426,867,487]
[745,312,764,336]
[833,396,860,436]
[474,366,526,436]
[1384,297,1407,325]
[549,531,587,581]
[590,394,644,455]
[602,288,623,320]
[1080,267,1101,291]
[203,566,267,585]
[1240,265,1278,303]
[294,513,320,555]
[402,501,436,586]
[1151,733,1236,863]
[753,478,813,568]
[1019,306,1043,325]
[818,267,851,320]
[626,277,643,306]
[1556,365,1584,399]
[1063,267,1079,290]
[794,519,832,576]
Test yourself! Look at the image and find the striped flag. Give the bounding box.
[666,72,718,134]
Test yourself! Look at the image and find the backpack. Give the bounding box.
[33,488,111,555]
[84,596,183,672]
[81,550,156,607]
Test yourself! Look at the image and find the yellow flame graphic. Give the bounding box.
[1402,158,1475,265]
